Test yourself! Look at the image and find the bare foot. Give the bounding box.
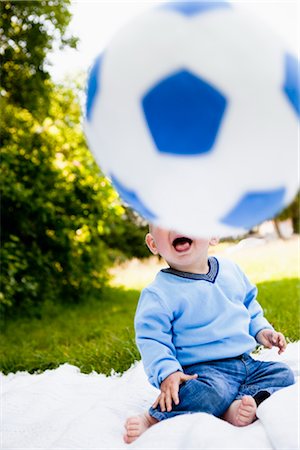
[223,396,257,427]
[123,412,158,444]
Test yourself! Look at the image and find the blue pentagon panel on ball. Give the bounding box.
[161,1,230,17]
[220,187,286,229]
[142,70,227,156]
[86,54,103,122]
[110,174,157,221]
[283,53,300,117]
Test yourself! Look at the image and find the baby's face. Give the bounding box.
[146,225,212,272]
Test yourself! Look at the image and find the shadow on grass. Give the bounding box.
[0,285,142,375]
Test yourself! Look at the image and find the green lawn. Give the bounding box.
[1,237,299,375]
[1,286,140,375]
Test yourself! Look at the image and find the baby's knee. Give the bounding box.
[277,363,295,387]
[283,365,295,386]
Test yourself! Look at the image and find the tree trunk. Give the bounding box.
[273,219,286,240]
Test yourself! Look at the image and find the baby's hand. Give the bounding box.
[256,329,287,354]
[152,371,197,412]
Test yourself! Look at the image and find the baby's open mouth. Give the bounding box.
[172,237,193,253]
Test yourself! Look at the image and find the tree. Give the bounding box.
[0,0,77,116]
[1,1,152,316]
[0,1,122,315]
[274,192,300,236]
[0,82,128,315]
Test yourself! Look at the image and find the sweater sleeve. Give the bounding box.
[135,288,183,389]
[240,270,274,338]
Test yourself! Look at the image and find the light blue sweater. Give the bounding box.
[135,256,273,389]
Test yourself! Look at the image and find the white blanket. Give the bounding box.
[2,343,299,449]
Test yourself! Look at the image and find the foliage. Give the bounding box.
[0,84,127,315]
[0,0,150,316]
[105,208,150,260]
[0,0,77,116]
[0,82,149,315]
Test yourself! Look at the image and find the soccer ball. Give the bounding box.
[85,1,299,238]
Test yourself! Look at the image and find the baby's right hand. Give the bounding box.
[152,371,198,412]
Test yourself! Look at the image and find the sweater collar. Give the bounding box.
[161,256,219,283]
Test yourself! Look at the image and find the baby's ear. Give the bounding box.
[145,233,158,255]
[209,237,219,246]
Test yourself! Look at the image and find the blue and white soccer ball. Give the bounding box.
[85,1,299,238]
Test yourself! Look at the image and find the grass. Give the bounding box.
[1,237,299,375]
[256,278,299,340]
[0,287,140,375]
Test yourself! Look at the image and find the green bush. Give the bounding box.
[0,87,125,316]
[0,0,150,317]
[105,208,150,261]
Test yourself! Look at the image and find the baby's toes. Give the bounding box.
[241,396,256,408]
[126,417,139,427]
[236,396,257,426]
[127,425,141,436]
[127,428,140,437]
[237,414,250,425]
[239,406,253,415]
[123,433,137,444]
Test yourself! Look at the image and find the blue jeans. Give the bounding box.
[149,354,295,421]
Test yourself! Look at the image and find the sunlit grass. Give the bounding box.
[256,278,299,340]
[110,236,299,288]
[224,237,299,283]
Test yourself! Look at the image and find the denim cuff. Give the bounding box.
[235,387,271,401]
[148,406,167,422]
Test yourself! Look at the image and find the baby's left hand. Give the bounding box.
[256,329,287,354]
